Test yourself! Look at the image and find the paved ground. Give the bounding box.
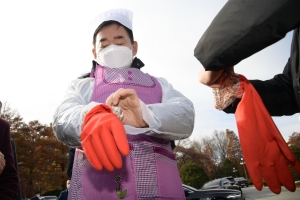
[242,185,300,200]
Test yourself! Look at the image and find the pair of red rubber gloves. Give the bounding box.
[235,74,300,194]
[80,104,129,172]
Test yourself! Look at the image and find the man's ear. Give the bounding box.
[92,48,97,59]
[132,41,138,56]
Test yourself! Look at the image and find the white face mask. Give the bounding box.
[67,184,70,189]
[96,44,133,69]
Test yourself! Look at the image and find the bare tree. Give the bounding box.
[288,132,300,147]
[0,101,25,135]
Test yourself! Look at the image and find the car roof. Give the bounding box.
[39,196,57,200]
[235,177,247,180]
[182,184,199,191]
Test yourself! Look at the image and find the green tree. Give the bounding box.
[175,139,214,180]
[179,162,210,189]
[220,159,240,178]
[290,145,300,180]
[226,129,244,177]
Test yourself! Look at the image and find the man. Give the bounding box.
[195,0,300,194]
[0,101,19,200]
[58,180,70,200]
[53,8,194,200]
[30,191,41,200]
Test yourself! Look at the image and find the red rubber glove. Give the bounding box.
[235,74,300,194]
[80,104,130,171]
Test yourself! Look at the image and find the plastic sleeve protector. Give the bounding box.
[235,74,300,194]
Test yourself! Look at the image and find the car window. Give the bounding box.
[222,181,230,186]
[203,179,220,187]
[225,177,235,182]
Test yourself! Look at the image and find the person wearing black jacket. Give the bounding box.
[195,0,300,116]
[194,0,300,194]
[0,101,19,200]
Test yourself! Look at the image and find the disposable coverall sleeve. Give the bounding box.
[52,78,96,147]
[53,76,194,147]
[137,77,195,140]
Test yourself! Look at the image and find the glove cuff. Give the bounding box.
[80,104,113,141]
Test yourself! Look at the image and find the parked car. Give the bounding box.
[223,176,243,190]
[234,177,249,187]
[224,176,238,185]
[201,178,241,191]
[183,184,244,200]
[39,196,58,200]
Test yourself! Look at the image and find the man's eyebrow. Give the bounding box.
[99,38,107,43]
[114,35,124,40]
[98,35,125,44]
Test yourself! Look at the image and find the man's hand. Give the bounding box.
[80,104,130,171]
[199,66,235,88]
[0,152,6,175]
[106,88,148,128]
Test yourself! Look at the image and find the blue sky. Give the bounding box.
[0,0,298,141]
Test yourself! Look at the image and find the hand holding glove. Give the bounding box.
[80,104,130,171]
[212,75,243,110]
[235,74,300,194]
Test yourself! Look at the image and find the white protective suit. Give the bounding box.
[53,75,195,147]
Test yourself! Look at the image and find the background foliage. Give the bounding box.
[179,162,210,189]
[175,129,300,187]
[1,102,69,198]
[1,102,300,198]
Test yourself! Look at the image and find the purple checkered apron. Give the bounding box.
[68,65,185,200]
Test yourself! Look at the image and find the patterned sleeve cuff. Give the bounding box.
[212,76,244,110]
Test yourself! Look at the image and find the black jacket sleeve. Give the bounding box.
[10,139,22,200]
[195,0,300,116]
[67,147,75,178]
[194,0,300,71]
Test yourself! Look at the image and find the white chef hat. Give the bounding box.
[89,8,133,39]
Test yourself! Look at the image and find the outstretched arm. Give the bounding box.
[194,0,300,71]
[198,66,235,88]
